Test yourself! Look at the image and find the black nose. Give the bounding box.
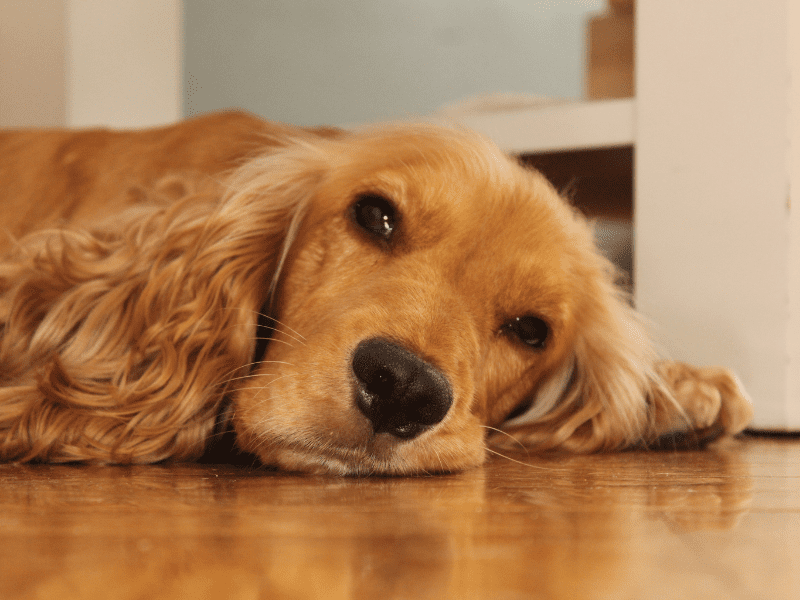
[351,338,453,439]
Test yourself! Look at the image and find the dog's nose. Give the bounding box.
[351,338,453,439]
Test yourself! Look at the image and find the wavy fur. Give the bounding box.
[0,112,752,473]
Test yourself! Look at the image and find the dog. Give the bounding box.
[0,110,753,474]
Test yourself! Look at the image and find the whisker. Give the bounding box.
[215,359,296,388]
[484,447,551,470]
[172,316,303,350]
[260,315,307,343]
[219,371,279,386]
[482,425,529,454]
[251,336,295,348]
[433,448,446,474]
[255,360,295,367]
[229,372,288,392]
[214,363,257,389]
[237,375,290,403]
[216,306,307,346]
[254,323,306,347]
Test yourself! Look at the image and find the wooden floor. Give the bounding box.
[1,436,797,600]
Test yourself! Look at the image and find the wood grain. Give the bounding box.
[1,437,797,599]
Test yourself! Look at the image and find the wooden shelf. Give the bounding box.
[432,98,635,154]
[520,146,633,219]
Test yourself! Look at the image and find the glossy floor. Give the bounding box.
[1,436,797,600]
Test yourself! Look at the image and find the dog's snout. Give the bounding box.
[352,338,453,439]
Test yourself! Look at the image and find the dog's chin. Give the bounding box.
[255,447,402,476]
[239,428,487,476]
[255,448,480,476]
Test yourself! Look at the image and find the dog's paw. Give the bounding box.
[649,362,754,448]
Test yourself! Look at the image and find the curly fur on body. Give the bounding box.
[0,111,752,473]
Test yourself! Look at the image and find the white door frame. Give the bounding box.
[635,0,800,429]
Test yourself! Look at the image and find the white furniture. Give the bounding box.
[637,1,800,431]
[437,98,634,155]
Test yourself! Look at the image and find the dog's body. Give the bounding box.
[0,111,752,474]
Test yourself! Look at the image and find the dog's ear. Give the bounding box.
[218,136,334,297]
[494,266,753,453]
[495,278,663,452]
[0,137,333,464]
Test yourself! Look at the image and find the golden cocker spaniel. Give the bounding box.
[0,111,752,474]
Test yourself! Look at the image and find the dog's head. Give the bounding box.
[222,125,656,474]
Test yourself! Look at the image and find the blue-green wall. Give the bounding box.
[183,0,605,126]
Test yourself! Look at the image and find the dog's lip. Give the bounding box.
[265,441,391,475]
[265,439,448,476]
[262,426,413,469]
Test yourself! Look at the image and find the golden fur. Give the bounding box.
[0,111,752,474]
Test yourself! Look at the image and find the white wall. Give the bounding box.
[0,0,66,127]
[0,0,182,128]
[636,0,800,429]
[788,0,800,427]
[183,0,605,126]
[66,0,182,128]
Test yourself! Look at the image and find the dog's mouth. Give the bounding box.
[204,309,473,474]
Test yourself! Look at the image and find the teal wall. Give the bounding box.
[183,0,605,126]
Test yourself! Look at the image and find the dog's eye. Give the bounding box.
[504,316,549,350]
[352,194,396,241]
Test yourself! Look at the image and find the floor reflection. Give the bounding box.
[1,438,794,600]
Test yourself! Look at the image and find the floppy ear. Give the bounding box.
[493,252,752,453]
[0,139,330,464]
[495,277,664,452]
